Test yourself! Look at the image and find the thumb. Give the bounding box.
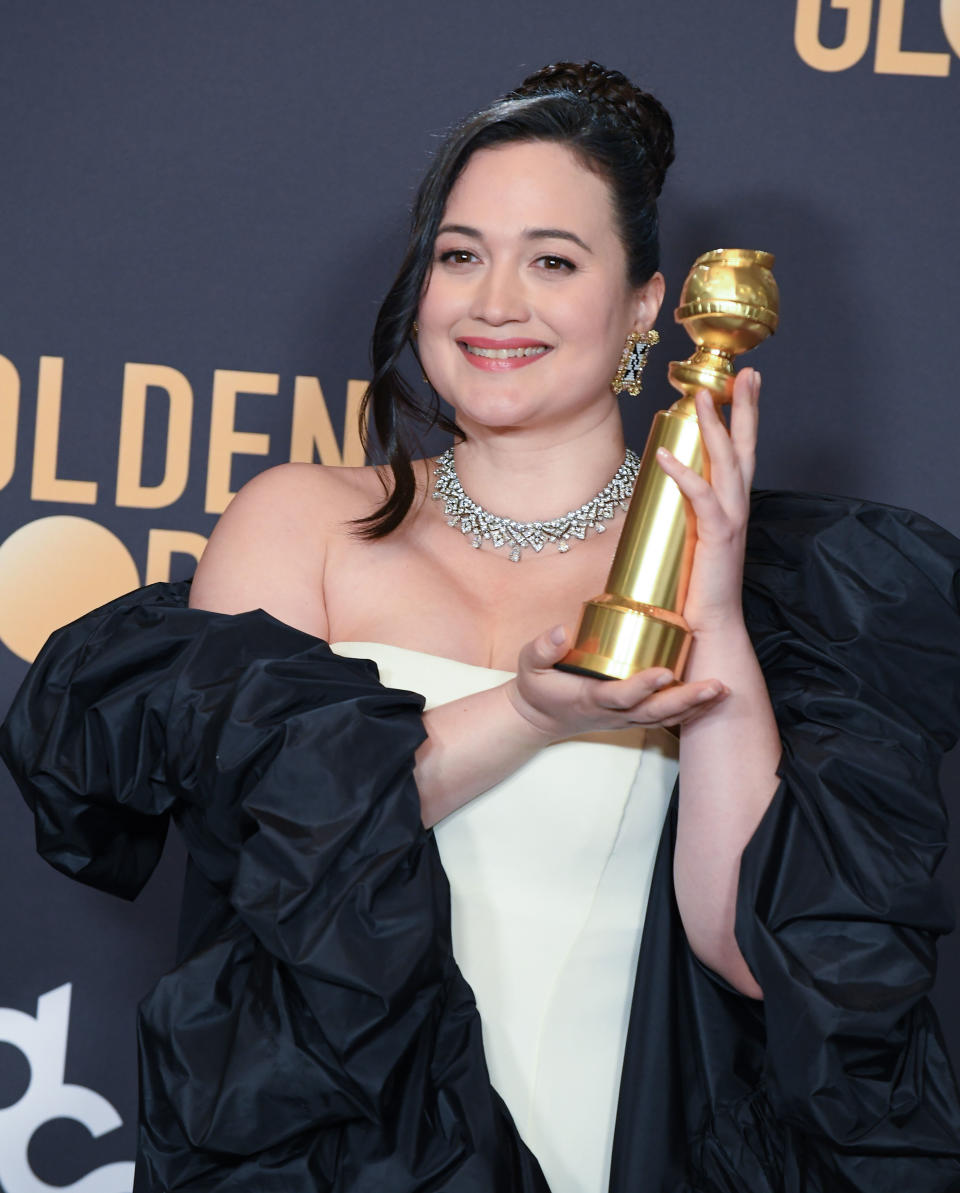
[527,624,569,670]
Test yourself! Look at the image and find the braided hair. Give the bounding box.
[357,61,675,538]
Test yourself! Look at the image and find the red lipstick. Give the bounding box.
[457,336,552,371]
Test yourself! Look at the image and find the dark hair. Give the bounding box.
[356,61,675,538]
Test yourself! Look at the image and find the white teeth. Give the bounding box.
[463,344,548,359]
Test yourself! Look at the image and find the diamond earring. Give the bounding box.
[611,329,659,396]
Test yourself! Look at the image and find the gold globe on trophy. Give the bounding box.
[558,248,779,680]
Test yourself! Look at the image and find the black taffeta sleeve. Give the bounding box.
[0,581,194,898]
[1,582,550,1190]
[737,492,960,1157]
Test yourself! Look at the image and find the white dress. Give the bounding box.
[333,643,679,1193]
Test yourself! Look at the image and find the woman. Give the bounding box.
[3,62,960,1192]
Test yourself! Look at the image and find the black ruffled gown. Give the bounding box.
[2,491,960,1191]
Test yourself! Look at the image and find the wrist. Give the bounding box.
[694,613,749,637]
[503,679,560,746]
[686,605,749,640]
[684,617,758,681]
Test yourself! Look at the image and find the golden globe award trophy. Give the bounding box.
[558,248,779,680]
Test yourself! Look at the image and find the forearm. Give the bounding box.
[675,620,781,997]
[415,680,551,827]
[414,622,724,828]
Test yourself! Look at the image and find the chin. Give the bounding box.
[451,379,609,436]
[444,367,556,420]
[450,388,546,430]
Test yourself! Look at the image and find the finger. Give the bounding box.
[522,624,572,672]
[659,691,728,728]
[593,667,677,710]
[729,369,760,491]
[694,389,748,511]
[626,679,728,723]
[694,386,733,446]
[655,446,725,527]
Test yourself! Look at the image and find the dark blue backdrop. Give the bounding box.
[1,2,958,1185]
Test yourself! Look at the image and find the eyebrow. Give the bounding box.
[436,224,593,253]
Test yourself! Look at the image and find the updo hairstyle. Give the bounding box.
[358,61,676,538]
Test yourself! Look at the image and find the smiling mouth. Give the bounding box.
[462,344,549,359]
[457,343,550,369]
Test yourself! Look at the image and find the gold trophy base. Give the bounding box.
[555,596,691,681]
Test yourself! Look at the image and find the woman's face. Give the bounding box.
[417,140,664,439]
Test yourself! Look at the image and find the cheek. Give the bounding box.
[418,270,464,329]
[549,282,630,344]
[416,286,462,389]
[564,302,631,367]
[416,284,449,356]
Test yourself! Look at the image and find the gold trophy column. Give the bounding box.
[558,248,779,681]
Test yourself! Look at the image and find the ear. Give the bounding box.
[632,271,666,332]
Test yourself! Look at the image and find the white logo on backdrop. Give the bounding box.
[0,984,134,1193]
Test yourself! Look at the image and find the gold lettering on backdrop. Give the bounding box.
[796,0,960,72]
[289,376,367,467]
[944,0,960,55]
[116,363,193,509]
[0,516,139,662]
[205,369,277,515]
[145,528,208,584]
[795,0,873,71]
[0,355,19,491]
[1,357,371,658]
[31,357,98,504]
[875,0,951,74]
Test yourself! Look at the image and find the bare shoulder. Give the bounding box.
[189,462,387,638]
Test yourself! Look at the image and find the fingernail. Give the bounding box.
[656,446,673,460]
[550,625,566,646]
[698,685,722,702]
[653,673,673,689]
[753,371,762,396]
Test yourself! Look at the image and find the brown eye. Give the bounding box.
[537,255,575,272]
[439,249,477,265]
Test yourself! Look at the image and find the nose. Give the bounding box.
[468,261,529,326]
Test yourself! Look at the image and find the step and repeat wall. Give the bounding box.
[1,2,959,1187]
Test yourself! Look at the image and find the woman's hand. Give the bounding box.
[505,372,762,747]
[647,365,779,998]
[506,623,728,744]
[656,367,761,634]
[417,623,728,828]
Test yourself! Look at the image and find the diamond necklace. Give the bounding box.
[431,446,641,563]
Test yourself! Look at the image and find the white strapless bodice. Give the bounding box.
[332,643,678,1193]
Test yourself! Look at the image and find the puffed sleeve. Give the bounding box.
[738,493,960,1151]
[0,581,192,898]
[0,582,550,1190]
[613,493,960,1193]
